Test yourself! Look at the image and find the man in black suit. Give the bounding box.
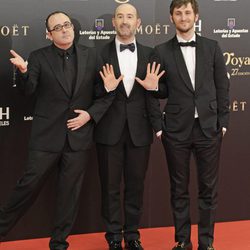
[0,11,111,250]
[140,1,230,250]
[95,3,164,250]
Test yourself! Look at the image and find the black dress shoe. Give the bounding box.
[172,242,193,250]
[125,239,144,250]
[207,246,215,250]
[108,240,123,250]
[198,245,215,250]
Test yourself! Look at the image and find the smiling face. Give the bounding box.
[170,2,198,38]
[47,13,74,50]
[112,3,141,43]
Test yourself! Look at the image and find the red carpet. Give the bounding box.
[1,220,250,249]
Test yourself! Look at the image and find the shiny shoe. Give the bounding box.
[125,239,144,250]
[108,240,123,250]
[172,242,193,250]
[198,245,215,250]
[207,246,215,250]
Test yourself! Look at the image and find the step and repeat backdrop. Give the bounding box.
[0,0,249,241]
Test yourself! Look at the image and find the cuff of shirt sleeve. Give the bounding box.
[147,87,158,91]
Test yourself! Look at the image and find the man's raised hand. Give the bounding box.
[99,64,123,91]
[9,50,28,73]
[135,62,165,90]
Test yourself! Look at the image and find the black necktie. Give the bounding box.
[178,41,197,47]
[63,51,73,96]
[120,43,135,52]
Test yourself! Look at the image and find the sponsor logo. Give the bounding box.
[224,52,250,77]
[137,23,170,35]
[195,20,202,35]
[80,18,201,40]
[24,116,33,121]
[137,19,201,36]
[95,19,105,31]
[0,24,29,37]
[0,107,10,127]
[79,29,116,41]
[227,18,235,29]
[214,18,248,39]
[230,100,247,112]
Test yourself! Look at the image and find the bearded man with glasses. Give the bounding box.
[0,11,113,250]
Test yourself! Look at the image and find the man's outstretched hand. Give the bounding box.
[10,50,28,73]
[135,62,165,90]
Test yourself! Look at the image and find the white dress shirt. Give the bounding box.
[115,37,137,97]
[177,34,198,118]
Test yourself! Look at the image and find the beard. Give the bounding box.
[116,24,135,38]
[172,17,196,34]
[176,25,194,34]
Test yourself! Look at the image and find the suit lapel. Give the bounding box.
[109,40,127,97]
[43,45,71,96]
[73,44,88,97]
[173,36,194,93]
[195,35,206,92]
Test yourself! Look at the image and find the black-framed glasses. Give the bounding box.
[49,21,73,32]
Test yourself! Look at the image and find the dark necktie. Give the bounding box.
[178,41,197,47]
[120,43,135,52]
[63,51,73,96]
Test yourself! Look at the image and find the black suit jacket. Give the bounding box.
[154,35,230,140]
[17,44,112,152]
[94,40,161,147]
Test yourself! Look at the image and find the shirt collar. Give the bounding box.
[177,33,196,43]
[52,43,75,57]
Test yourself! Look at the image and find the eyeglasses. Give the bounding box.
[49,21,73,32]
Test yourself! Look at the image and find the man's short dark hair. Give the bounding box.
[170,0,199,15]
[45,11,71,31]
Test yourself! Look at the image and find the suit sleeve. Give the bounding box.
[87,90,115,124]
[146,91,162,133]
[214,42,230,129]
[16,51,40,96]
[151,47,169,99]
[87,50,116,124]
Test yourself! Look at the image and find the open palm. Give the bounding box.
[9,50,28,73]
[136,62,165,90]
[99,64,123,91]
